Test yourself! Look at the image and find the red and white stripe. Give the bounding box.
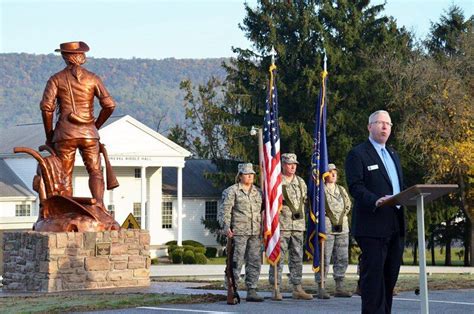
[263,139,282,264]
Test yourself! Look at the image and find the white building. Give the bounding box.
[0,115,223,257]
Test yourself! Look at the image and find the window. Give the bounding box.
[205,201,218,221]
[15,204,31,216]
[133,202,141,226]
[162,201,173,229]
[134,168,141,178]
[107,204,115,218]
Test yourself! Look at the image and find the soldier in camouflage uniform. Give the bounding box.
[269,153,313,301]
[218,163,264,302]
[315,163,353,299]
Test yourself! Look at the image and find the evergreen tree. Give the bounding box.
[223,0,412,180]
[426,5,474,58]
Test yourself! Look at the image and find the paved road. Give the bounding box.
[80,286,474,314]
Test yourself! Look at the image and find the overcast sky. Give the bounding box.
[1,0,472,59]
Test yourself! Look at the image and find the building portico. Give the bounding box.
[0,115,191,248]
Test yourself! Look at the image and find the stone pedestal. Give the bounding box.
[2,230,150,292]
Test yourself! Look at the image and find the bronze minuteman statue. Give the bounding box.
[14,41,120,232]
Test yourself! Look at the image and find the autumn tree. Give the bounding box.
[373,6,473,265]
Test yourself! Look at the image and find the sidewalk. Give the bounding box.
[151,264,474,280]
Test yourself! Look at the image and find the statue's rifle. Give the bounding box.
[98,143,119,190]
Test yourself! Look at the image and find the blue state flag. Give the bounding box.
[305,70,329,272]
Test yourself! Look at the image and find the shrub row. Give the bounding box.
[167,240,208,264]
[165,240,205,248]
[168,244,206,255]
[205,247,218,258]
[171,249,207,264]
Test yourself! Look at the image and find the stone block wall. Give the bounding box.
[2,230,150,292]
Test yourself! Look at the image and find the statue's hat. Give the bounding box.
[55,41,90,53]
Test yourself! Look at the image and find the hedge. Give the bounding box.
[183,250,196,264]
[165,240,205,248]
[205,247,218,258]
[195,252,208,264]
[171,249,183,264]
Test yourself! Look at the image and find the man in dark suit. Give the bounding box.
[345,110,405,314]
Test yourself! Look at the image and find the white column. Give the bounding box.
[177,166,183,246]
[148,167,162,247]
[141,166,147,230]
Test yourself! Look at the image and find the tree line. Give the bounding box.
[168,1,473,266]
[0,53,226,132]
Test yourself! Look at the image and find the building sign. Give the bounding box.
[95,242,111,256]
[121,213,141,229]
[109,156,152,161]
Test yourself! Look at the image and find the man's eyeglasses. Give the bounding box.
[370,121,393,127]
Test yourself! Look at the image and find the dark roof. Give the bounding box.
[163,159,223,198]
[0,159,35,197]
[0,116,125,154]
[0,123,45,154]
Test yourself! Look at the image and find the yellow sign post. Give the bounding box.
[121,213,141,229]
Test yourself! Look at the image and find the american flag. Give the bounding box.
[305,69,329,272]
[262,64,282,265]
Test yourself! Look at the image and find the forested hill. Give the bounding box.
[0,53,226,131]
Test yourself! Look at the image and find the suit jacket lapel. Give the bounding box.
[364,140,392,187]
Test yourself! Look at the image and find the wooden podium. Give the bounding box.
[381,184,458,314]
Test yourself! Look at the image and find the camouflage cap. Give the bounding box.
[238,163,256,174]
[328,163,338,171]
[281,153,299,164]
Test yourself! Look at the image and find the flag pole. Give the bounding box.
[321,241,325,289]
[258,127,265,210]
[269,46,279,298]
[257,127,266,267]
[320,50,328,291]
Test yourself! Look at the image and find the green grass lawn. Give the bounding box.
[402,246,465,266]
[205,247,466,266]
[165,246,467,267]
[207,256,226,265]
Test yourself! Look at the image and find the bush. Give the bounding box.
[166,240,205,248]
[205,247,218,258]
[167,241,206,262]
[151,257,159,265]
[182,245,195,252]
[171,249,183,264]
[182,250,196,264]
[195,252,208,264]
[183,240,205,248]
[193,246,206,255]
[168,244,178,255]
